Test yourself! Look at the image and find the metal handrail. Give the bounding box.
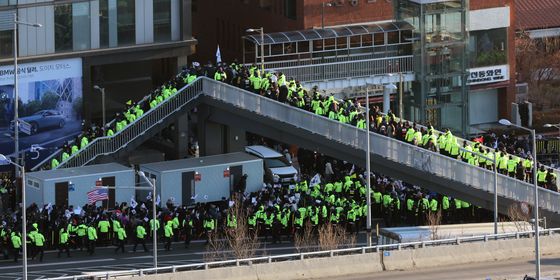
[269,56,414,83]
[45,228,560,280]
[53,79,204,169]
[31,86,159,171]
[202,80,560,214]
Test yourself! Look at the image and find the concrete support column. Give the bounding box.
[227,126,246,153]
[197,105,224,156]
[383,88,391,114]
[173,112,189,159]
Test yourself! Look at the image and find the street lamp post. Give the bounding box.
[12,14,41,216]
[321,2,333,29]
[246,28,265,74]
[499,119,540,279]
[93,86,106,127]
[0,154,27,280]
[138,171,158,270]
[544,123,560,165]
[399,72,404,121]
[365,87,372,246]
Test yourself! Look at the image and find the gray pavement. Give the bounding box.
[326,254,560,280]
[0,236,368,280]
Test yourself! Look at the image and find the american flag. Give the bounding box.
[87,188,108,204]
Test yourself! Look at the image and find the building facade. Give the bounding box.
[0,0,195,123]
[0,0,195,167]
[191,0,394,62]
[194,0,515,135]
[396,0,515,134]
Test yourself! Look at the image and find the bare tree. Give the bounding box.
[294,221,315,253]
[507,203,531,232]
[426,210,442,240]
[224,199,261,260]
[203,232,227,262]
[317,223,356,251]
[516,31,560,111]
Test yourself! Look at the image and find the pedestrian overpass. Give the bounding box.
[36,77,560,225]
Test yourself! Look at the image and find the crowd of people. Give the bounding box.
[45,60,558,190]
[1,149,488,263]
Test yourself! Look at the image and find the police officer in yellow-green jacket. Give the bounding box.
[115,226,126,254]
[133,222,148,253]
[164,220,174,251]
[537,165,548,188]
[87,223,97,255]
[58,227,70,258]
[33,231,45,262]
[10,231,21,263]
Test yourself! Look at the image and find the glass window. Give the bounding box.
[284,0,297,20]
[387,31,399,44]
[336,37,347,49]
[154,0,171,42]
[350,35,361,48]
[401,30,412,43]
[285,42,295,54]
[0,30,12,58]
[297,41,309,53]
[374,33,384,46]
[361,35,372,47]
[469,28,507,67]
[0,0,17,6]
[72,2,91,51]
[99,0,109,48]
[313,39,323,51]
[117,0,135,46]
[270,44,283,55]
[324,38,335,50]
[55,4,73,52]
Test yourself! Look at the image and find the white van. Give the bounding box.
[245,145,299,185]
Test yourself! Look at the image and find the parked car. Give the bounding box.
[11,110,65,135]
[245,145,298,185]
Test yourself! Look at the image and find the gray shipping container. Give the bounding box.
[139,152,263,206]
[25,163,135,208]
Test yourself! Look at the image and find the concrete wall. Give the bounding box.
[139,253,383,280]
[135,235,560,280]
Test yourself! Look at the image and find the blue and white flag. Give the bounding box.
[310,173,321,186]
[216,45,222,64]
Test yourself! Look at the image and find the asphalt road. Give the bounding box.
[0,235,369,280]
[326,254,560,280]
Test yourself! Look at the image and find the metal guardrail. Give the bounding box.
[46,228,560,280]
[270,56,414,82]
[261,50,406,70]
[203,81,560,214]
[53,79,204,169]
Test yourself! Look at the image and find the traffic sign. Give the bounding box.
[19,120,32,135]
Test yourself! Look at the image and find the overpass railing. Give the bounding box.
[203,80,560,214]
[270,55,413,82]
[261,51,405,70]
[46,228,560,280]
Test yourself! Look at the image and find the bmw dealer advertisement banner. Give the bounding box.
[0,58,83,168]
